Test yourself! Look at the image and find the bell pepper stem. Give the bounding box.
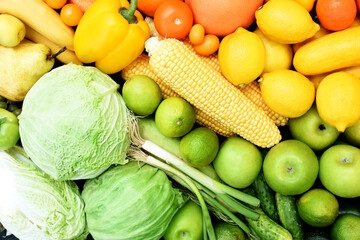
[119,0,138,24]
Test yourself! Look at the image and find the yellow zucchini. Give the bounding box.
[294,27,360,75]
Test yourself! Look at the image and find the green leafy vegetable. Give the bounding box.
[0,146,88,240]
[18,64,131,180]
[81,161,186,240]
[16,63,260,239]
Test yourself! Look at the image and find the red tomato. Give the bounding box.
[137,0,170,17]
[154,0,193,39]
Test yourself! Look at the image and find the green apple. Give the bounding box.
[213,136,262,189]
[344,119,360,147]
[163,200,203,240]
[319,144,360,198]
[288,105,340,151]
[263,139,319,195]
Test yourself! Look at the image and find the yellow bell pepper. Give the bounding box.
[74,0,150,74]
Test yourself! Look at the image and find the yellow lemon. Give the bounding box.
[254,28,293,73]
[218,27,265,86]
[255,0,320,44]
[259,69,315,118]
[316,71,360,132]
[264,0,316,11]
[295,0,316,12]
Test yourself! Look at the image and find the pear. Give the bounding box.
[0,39,55,101]
[0,14,26,47]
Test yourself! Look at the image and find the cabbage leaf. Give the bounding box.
[18,64,131,180]
[0,146,88,240]
[82,161,186,240]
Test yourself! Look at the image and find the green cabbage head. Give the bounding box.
[18,64,131,180]
[82,161,186,240]
[0,146,88,240]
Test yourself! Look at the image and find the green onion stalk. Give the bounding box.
[127,148,216,240]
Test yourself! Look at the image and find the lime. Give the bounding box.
[297,188,339,227]
[330,214,360,240]
[214,222,246,240]
[122,74,162,116]
[155,97,196,138]
[179,127,219,167]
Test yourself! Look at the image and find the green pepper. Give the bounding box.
[0,108,19,150]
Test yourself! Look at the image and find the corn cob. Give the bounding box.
[145,37,281,148]
[239,82,288,126]
[121,53,235,137]
[182,38,221,72]
[196,45,288,126]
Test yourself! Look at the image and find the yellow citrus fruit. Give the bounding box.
[295,0,316,11]
[264,0,316,10]
[255,0,320,44]
[316,71,360,132]
[218,27,265,86]
[259,69,315,118]
[254,28,293,73]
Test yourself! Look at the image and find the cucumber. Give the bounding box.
[253,171,279,222]
[275,193,304,240]
[249,226,262,240]
[245,207,293,240]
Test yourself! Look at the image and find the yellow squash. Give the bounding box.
[74,0,150,74]
[294,27,360,75]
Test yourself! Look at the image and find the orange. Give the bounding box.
[316,0,357,31]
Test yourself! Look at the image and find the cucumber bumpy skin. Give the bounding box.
[246,208,293,240]
[276,193,304,240]
[253,171,280,223]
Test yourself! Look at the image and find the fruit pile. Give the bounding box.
[1,0,360,239]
